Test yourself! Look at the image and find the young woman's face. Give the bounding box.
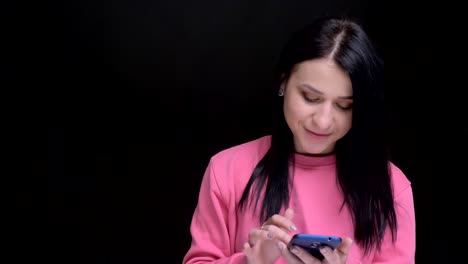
[283,58,353,155]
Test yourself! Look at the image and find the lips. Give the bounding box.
[305,129,331,137]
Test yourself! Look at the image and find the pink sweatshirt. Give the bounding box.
[183,136,416,264]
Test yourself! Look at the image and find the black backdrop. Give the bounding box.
[13,0,465,263]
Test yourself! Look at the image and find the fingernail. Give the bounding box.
[277,242,283,250]
[290,225,297,231]
[320,246,329,253]
[291,246,299,254]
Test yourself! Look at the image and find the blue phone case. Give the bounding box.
[287,234,342,260]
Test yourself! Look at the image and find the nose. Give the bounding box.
[313,103,333,131]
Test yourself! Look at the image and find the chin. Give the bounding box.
[300,146,328,155]
[305,149,328,155]
[300,141,333,155]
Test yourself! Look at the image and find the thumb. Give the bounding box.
[337,237,353,256]
[284,207,294,221]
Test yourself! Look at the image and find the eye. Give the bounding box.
[302,92,320,103]
[336,102,353,110]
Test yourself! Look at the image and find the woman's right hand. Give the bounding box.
[278,237,353,264]
[242,208,297,264]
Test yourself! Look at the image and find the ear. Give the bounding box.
[278,74,287,96]
[278,84,285,96]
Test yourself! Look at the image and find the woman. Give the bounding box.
[183,16,416,264]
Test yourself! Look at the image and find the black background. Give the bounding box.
[11,0,465,263]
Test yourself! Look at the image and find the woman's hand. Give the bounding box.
[278,237,353,264]
[243,208,297,264]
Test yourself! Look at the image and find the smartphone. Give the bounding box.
[287,233,342,260]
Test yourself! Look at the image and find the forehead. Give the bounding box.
[291,58,352,95]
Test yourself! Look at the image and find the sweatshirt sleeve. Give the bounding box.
[372,184,416,263]
[183,158,246,264]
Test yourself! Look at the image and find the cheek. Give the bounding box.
[284,103,308,128]
[285,95,309,118]
[338,113,352,133]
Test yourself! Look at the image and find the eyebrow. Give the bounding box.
[301,84,353,99]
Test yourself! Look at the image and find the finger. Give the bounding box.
[283,208,296,232]
[336,237,353,255]
[281,244,321,264]
[250,228,274,240]
[277,241,301,264]
[242,242,254,264]
[321,237,353,263]
[264,213,297,233]
[248,228,273,247]
[284,207,294,221]
[260,224,293,244]
[243,242,251,250]
[319,246,337,263]
[282,208,297,231]
[242,242,252,256]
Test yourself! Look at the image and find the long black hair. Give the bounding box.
[238,16,396,254]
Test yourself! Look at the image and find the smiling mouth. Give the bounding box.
[306,129,331,137]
